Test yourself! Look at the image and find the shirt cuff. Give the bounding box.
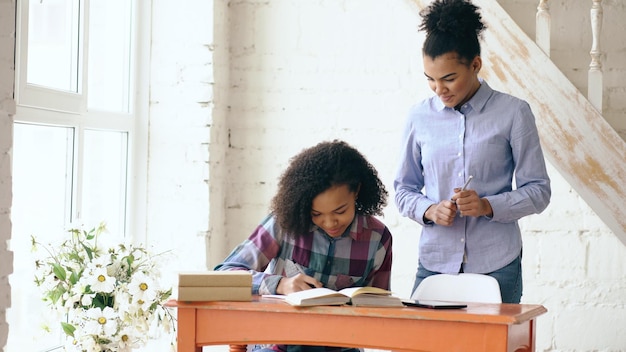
[260,274,283,295]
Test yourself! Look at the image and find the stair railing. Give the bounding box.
[535,0,604,113]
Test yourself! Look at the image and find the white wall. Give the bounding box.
[217,0,626,351]
[0,0,14,349]
[2,0,625,351]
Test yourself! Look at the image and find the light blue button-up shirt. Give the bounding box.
[394,80,551,274]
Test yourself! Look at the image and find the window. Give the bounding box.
[8,0,145,350]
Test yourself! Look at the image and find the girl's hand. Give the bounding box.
[424,200,457,226]
[277,273,322,294]
[452,188,493,217]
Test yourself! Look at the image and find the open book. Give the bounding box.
[268,286,404,307]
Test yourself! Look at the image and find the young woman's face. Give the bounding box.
[423,52,482,109]
[311,184,358,238]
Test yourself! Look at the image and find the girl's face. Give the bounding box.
[311,184,358,238]
[423,52,482,109]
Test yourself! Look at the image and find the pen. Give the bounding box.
[452,175,474,203]
[284,259,302,278]
[285,259,316,288]
[294,262,307,275]
[455,175,473,217]
[461,175,474,191]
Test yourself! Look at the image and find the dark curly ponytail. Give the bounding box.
[419,0,486,65]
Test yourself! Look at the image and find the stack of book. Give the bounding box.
[177,270,252,302]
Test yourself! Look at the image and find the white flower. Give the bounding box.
[81,292,96,306]
[114,326,143,351]
[33,221,175,351]
[85,266,116,293]
[84,306,118,336]
[129,272,155,296]
[88,254,112,270]
[78,334,100,352]
[129,271,158,306]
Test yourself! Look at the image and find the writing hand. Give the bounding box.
[277,274,322,294]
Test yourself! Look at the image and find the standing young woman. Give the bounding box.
[394,0,551,303]
[216,140,392,352]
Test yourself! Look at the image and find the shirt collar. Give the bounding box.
[467,78,491,113]
[346,215,362,241]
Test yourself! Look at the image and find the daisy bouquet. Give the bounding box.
[32,222,175,351]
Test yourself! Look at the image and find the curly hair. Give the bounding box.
[270,140,388,236]
[419,0,486,65]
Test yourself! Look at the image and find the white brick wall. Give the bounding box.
[143,0,217,294]
[1,1,625,351]
[219,1,626,351]
[0,0,14,348]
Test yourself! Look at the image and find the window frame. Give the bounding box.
[9,1,151,350]
[13,0,150,237]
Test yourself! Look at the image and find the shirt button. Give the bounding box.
[457,152,461,157]
[460,238,465,242]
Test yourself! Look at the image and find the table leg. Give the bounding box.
[178,307,202,352]
[509,318,537,352]
[230,344,247,352]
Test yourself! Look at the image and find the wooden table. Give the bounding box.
[165,296,546,352]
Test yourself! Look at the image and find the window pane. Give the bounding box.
[87,0,133,113]
[27,0,80,92]
[82,129,128,238]
[8,123,74,351]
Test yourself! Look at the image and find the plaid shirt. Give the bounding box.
[215,213,393,352]
[214,213,393,295]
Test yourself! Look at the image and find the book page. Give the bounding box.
[288,287,344,300]
[261,294,286,300]
[338,286,391,297]
[284,287,350,306]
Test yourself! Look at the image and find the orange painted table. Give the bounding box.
[165,296,546,352]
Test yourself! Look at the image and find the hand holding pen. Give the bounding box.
[452,175,473,217]
[423,176,475,226]
[279,260,321,293]
[460,175,474,193]
[451,175,495,218]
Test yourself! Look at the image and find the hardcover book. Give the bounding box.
[274,286,404,307]
[177,286,252,301]
[178,270,252,287]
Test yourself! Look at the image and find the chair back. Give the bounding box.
[410,273,502,303]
